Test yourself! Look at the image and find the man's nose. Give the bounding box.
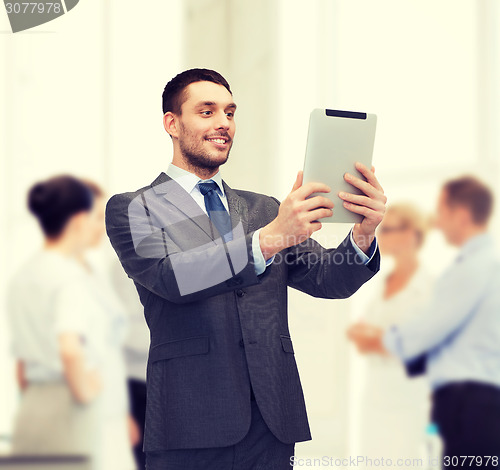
[214,111,230,129]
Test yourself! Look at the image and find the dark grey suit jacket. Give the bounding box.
[105,172,380,452]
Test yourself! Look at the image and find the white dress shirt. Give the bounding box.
[383,232,500,391]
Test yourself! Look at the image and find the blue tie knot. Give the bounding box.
[198,180,219,196]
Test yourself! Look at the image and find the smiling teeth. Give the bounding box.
[209,138,226,144]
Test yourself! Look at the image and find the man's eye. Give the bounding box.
[226,112,234,118]
[201,111,212,116]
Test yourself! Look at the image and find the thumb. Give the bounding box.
[292,170,303,192]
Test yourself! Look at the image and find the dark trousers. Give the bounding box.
[145,397,295,470]
[432,381,500,468]
[128,378,147,470]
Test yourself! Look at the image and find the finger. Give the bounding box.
[296,181,331,200]
[371,165,375,173]
[302,195,334,212]
[309,220,323,234]
[344,172,385,201]
[305,206,334,222]
[292,170,303,192]
[338,191,385,212]
[342,201,384,222]
[354,162,384,193]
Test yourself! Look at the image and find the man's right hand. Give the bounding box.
[259,170,333,260]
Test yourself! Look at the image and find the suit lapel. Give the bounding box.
[150,172,250,240]
[223,180,249,235]
[151,172,215,240]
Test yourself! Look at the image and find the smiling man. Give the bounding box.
[105,68,386,470]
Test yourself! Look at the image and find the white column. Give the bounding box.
[477,0,500,240]
[183,0,280,195]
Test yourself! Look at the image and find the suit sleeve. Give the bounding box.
[268,197,380,299]
[105,193,262,304]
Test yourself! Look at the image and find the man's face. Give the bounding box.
[175,81,236,170]
[435,189,461,245]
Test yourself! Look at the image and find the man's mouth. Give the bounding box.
[205,135,231,146]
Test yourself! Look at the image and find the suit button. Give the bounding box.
[236,289,245,297]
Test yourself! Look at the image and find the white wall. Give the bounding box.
[0,0,183,446]
[1,0,499,461]
[275,0,500,461]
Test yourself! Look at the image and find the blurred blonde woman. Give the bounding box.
[7,175,136,470]
[347,203,433,466]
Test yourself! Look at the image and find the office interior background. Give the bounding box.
[1,0,499,462]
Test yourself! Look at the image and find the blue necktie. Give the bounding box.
[197,181,233,242]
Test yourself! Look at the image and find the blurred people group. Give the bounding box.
[4,171,499,469]
[348,175,500,466]
[6,175,145,469]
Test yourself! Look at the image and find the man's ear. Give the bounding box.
[456,205,472,226]
[163,112,178,138]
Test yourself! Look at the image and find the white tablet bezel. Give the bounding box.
[302,108,377,223]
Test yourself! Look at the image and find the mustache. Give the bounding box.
[205,132,231,141]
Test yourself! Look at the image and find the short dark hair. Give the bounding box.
[443,175,494,225]
[81,178,105,198]
[28,175,94,238]
[162,68,232,115]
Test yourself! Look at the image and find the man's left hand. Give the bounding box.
[339,162,387,254]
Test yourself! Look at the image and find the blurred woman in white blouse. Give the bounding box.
[7,175,136,469]
[347,203,433,467]
[80,180,138,470]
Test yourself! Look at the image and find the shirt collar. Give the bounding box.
[456,231,493,262]
[166,162,225,197]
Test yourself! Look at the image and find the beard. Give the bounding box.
[178,122,233,171]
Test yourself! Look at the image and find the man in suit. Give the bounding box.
[349,176,500,466]
[105,68,386,469]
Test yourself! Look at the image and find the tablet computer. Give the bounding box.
[302,108,377,223]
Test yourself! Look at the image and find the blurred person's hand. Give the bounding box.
[16,360,28,392]
[128,415,141,446]
[339,163,387,254]
[346,321,388,355]
[59,333,102,404]
[85,368,102,402]
[70,368,102,405]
